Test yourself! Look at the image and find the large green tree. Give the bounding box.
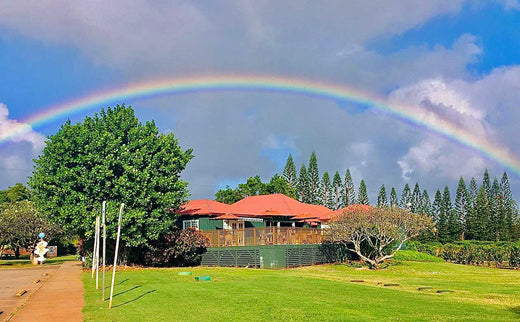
[0,183,31,204]
[215,186,243,204]
[29,105,193,249]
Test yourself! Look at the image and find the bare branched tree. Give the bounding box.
[326,207,433,269]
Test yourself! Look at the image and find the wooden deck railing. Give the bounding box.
[200,227,324,247]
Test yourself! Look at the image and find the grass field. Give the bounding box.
[83,254,520,321]
[0,255,77,268]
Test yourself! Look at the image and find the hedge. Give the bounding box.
[407,241,520,268]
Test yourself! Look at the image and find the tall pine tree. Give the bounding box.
[357,180,369,205]
[411,183,421,213]
[390,187,398,208]
[282,154,298,190]
[320,172,334,209]
[400,183,411,209]
[342,169,356,206]
[297,164,310,203]
[482,169,491,200]
[308,151,320,204]
[489,178,502,240]
[467,187,490,240]
[332,171,342,210]
[438,186,454,242]
[377,184,388,207]
[432,189,443,240]
[455,177,469,240]
[420,189,431,216]
[469,177,478,207]
[501,172,517,240]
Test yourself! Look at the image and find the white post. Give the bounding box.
[95,216,101,289]
[102,201,106,301]
[91,217,99,279]
[109,203,124,309]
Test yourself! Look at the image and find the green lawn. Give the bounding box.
[0,255,77,268]
[83,256,520,321]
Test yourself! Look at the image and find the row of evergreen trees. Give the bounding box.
[281,152,519,242]
[282,152,367,208]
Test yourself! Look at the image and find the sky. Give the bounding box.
[1,1,520,202]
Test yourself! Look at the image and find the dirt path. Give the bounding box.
[10,261,84,322]
[0,265,59,321]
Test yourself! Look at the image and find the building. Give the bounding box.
[176,194,334,268]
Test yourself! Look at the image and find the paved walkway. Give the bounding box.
[11,261,84,322]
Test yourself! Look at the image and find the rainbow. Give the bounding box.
[3,74,520,175]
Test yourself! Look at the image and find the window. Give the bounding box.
[183,219,199,230]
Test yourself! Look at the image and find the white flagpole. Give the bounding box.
[91,217,99,278]
[109,203,124,309]
[102,201,106,301]
[95,216,101,289]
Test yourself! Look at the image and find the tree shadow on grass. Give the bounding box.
[112,289,156,308]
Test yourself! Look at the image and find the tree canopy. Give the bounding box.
[0,200,61,257]
[29,105,193,249]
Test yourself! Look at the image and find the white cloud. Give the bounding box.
[0,103,45,189]
[393,65,520,183]
[398,136,487,180]
[0,103,45,152]
[0,0,473,78]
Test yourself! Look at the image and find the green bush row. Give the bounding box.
[407,241,520,267]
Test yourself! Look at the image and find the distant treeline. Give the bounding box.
[215,151,520,242]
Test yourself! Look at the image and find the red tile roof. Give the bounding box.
[177,199,232,216]
[178,194,335,222]
[231,194,313,216]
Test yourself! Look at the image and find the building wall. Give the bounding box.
[201,244,325,269]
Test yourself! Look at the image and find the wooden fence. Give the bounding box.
[200,227,323,247]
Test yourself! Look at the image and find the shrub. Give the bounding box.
[140,228,209,267]
[411,241,520,268]
[510,245,520,267]
[392,250,443,262]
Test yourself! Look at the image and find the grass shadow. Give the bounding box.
[102,278,129,290]
[106,285,142,300]
[112,289,157,308]
[510,306,520,316]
